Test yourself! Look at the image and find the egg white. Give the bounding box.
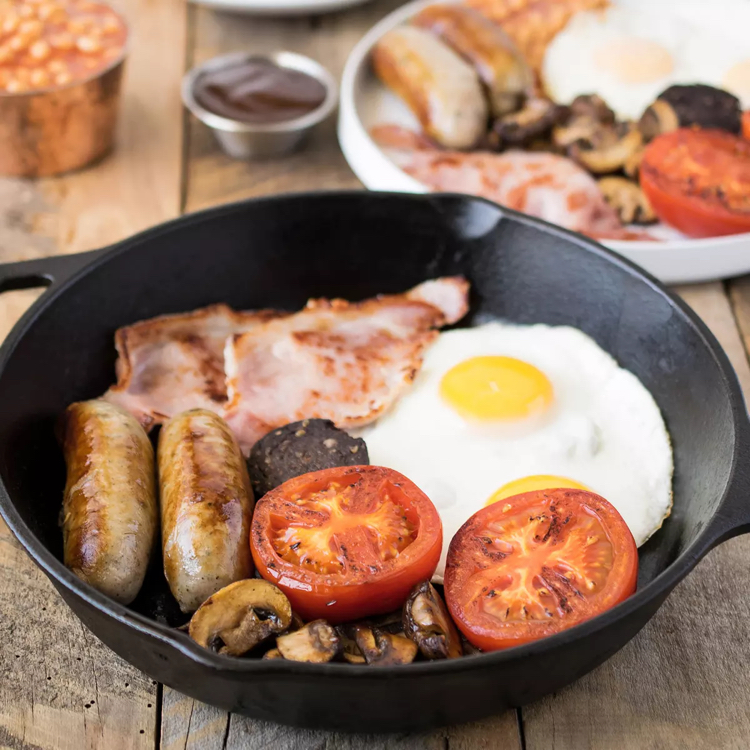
[543,0,750,120]
[357,322,674,583]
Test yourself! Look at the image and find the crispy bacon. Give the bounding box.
[102,278,470,454]
[223,277,469,455]
[103,304,280,428]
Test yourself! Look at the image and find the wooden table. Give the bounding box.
[2,1,750,747]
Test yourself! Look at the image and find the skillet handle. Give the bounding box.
[0,249,107,293]
[708,422,750,546]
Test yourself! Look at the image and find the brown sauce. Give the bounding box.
[193,57,327,125]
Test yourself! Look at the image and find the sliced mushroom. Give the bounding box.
[276,620,340,663]
[493,97,569,147]
[569,93,615,125]
[598,177,657,225]
[623,144,645,180]
[402,582,462,660]
[262,648,284,660]
[638,99,680,142]
[351,624,418,666]
[368,610,405,635]
[189,579,293,657]
[569,123,643,175]
[336,627,367,664]
[552,116,601,151]
[460,636,482,656]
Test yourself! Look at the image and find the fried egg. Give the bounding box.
[543,0,750,120]
[357,323,673,582]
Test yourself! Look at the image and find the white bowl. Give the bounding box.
[337,0,750,285]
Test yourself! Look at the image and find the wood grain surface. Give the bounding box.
[0,0,185,748]
[1,1,750,748]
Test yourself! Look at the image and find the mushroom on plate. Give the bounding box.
[337,627,367,664]
[638,99,680,143]
[276,620,340,663]
[597,177,657,225]
[493,97,569,147]
[349,624,418,666]
[623,144,645,179]
[402,582,463,660]
[188,579,293,656]
[568,122,643,175]
[551,94,644,173]
[569,93,616,125]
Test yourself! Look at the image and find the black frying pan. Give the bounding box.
[0,192,748,733]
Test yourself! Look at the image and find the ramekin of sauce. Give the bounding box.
[182,51,338,159]
[0,0,128,177]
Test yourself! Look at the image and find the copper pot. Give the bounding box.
[0,50,126,178]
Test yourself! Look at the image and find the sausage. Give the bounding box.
[158,409,254,613]
[372,25,488,149]
[413,4,533,118]
[61,400,158,605]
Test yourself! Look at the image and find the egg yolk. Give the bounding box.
[485,475,590,506]
[440,356,554,421]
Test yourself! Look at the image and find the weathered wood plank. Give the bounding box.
[39,0,188,255]
[0,0,186,748]
[161,691,229,750]
[161,691,522,749]
[0,518,159,750]
[522,283,750,750]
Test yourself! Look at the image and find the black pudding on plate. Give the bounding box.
[247,419,370,498]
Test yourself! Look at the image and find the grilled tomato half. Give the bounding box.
[640,128,750,238]
[444,488,638,651]
[250,465,442,623]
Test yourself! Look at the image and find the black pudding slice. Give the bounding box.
[247,419,370,498]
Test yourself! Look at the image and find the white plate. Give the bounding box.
[190,0,373,16]
[338,0,750,285]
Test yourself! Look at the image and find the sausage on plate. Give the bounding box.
[158,409,254,613]
[372,25,488,149]
[61,399,158,604]
[413,4,533,118]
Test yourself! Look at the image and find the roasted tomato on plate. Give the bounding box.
[444,488,637,652]
[250,466,442,623]
[640,128,750,238]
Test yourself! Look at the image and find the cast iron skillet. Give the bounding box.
[0,192,748,733]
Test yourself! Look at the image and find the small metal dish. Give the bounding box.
[182,51,339,160]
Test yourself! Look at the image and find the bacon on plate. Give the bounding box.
[372,125,623,237]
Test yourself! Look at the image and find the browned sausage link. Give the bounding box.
[412,4,533,118]
[158,409,254,613]
[372,26,488,150]
[61,400,158,604]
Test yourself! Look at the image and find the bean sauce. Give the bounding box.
[0,1,127,94]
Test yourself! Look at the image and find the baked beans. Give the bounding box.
[0,1,127,94]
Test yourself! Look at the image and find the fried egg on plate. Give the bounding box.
[543,0,750,120]
[357,322,673,583]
